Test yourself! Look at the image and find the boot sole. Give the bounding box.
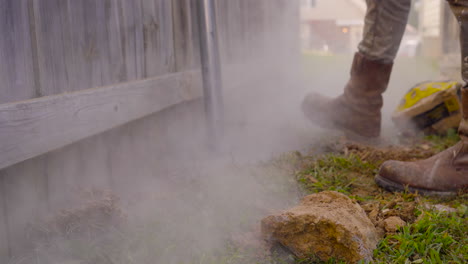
[375,175,457,197]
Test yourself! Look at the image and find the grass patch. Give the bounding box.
[292,135,467,264]
[374,210,467,263]
[296,154,377,195]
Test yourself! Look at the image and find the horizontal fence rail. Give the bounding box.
[0,71,202,170]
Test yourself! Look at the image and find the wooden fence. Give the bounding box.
[0,0,298,260]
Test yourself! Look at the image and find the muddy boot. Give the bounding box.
[376,89,468,197]
[301,52,393,139]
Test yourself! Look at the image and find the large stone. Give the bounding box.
[261,191,379,263]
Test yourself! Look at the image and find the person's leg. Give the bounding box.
[302,0,411,138]
[375,0,468,196]
[358,0,412,63]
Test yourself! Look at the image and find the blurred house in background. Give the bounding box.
[300,0,461,79]
[300,0,421,57]
[300,0,366,53]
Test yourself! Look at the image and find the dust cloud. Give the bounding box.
[11,1,440,264]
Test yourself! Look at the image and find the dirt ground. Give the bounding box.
[21,134,467,264]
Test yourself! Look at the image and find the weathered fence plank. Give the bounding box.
[0,177,10,261]
[0,0,36,103]
[2,157,48,258]
[95,0,125,85]
[46,144,87,211]
[173,0,196,71]
[32,0,73,96]
[0,71,202,170]
[118,0,145,81]
[141,0,175,77]
[189,0,201,66]
[66,0,100,92]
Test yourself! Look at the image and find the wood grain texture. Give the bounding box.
[118,0,145,81]
[65,0,98,92]
[172,0,195,71]
[31,0,72,96]
[0,70,202,170]
[141,0,175,77]
[189,0,201,66]
[0,0,36,103]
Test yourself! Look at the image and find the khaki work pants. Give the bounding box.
[359,0,468,84]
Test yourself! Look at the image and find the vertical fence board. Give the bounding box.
[140,0,175,77]
[107,125,141,203]
[140,0,156,77]
[75,136,113,194]
[66,0,92,92]
[158,0,176,73]
[215,0,228,61]
[84,0,105,87]
[101,0,126,84]
[173,0,195,71]
[0,0,36,103]
[94,0,126,86]
[2,158,48,258]
[0,175,10,261]
[46,146,82,211]
[32,0,73,96]
[189,0,201,67]
[118,0,145,81]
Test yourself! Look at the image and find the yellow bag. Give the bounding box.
[392,81,462,135]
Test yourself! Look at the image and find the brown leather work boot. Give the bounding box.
[301,52,393,139]
[376,88,468,197]
[376,0,468,197]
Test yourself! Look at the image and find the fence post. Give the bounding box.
[196,0,224,150]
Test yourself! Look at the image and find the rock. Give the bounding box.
[261,191,379,263]
[383,216,406,233]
